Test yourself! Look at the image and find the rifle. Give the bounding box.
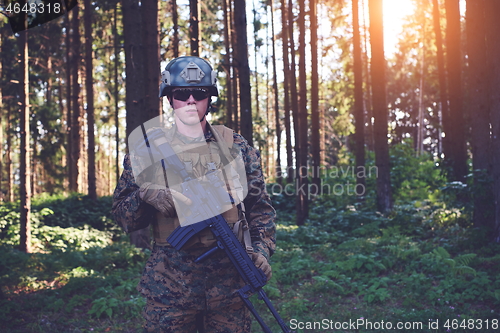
[139,128,291,333]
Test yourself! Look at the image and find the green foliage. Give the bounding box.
[1,145,499,332]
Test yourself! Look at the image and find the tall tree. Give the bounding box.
[296,0,309,224]
[287,0,299,179]
[416,0,427,154]
[114,2,121,185]
[466,0,494,229]
[69,6,81,192]
[84,0,97,200]
[369,0,392,213]
[0,27,3,201]
[432,0,448,157]
[222,0,234,128]
[233,0,253,145]
[189,0,200,56]
[122,0,149,249]
[65,11,73,191]
[19,11,31,253]
[444,0,467,181]
[142,0,160,122]
[171,0,179,58]
[352,0,366,196]
[484,0,500,241]
[310,0,320,189]
[270,0,282,184]
[280,0,293,183]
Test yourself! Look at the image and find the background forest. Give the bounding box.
[1,0,500,332]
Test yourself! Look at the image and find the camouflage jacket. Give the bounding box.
[111,124,276,259]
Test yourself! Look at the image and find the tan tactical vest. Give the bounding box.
[152,124,250,251]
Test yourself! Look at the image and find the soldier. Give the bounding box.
[112,56,276,332]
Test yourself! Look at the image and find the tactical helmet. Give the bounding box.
[159,56,218,98]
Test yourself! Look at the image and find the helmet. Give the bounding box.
[159,56,218,98]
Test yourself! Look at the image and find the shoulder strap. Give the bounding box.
[210,124,234,162]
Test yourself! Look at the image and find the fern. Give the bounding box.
[431,247,477,276]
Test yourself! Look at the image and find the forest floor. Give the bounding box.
[2,150,500,332]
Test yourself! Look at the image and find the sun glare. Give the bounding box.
[382,0,416,55]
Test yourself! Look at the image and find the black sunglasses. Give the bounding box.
[172,88,210,101]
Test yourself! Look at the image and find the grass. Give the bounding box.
[1,157,500,333]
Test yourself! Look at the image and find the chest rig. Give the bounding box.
[151,125,251,252]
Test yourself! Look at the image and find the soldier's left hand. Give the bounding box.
[251,252,272,281]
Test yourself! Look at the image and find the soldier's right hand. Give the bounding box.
[139,182,191,217]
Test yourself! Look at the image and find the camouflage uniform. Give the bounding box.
[112,124,276,332]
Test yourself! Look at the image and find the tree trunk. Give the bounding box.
[296,0,309,224]
[189,0,200,56]
[353,0,366,198]
[485,0,500,241]
[281,0,293,184]
[141,0,160,122]
[66,11,73,192]
[416,0,426,155]
[361,0,374,151]
[0,28,3,201]
[310,0,320,189]
[19,18,31,253]
[466,0,494,229]
[369,0,392,213]
[432,0,448,158]
[70,6,81,193]
[445,0,467,181]
[222,0,234,128]
[114,3,120,185]
[230,0,239,132]
[288,0,299,179]
[253,1,260,120]
[270,0,282,184]
[84,0,97,200]
[122,0,150,250]
[171,0,179,58]
[234,0,253,145]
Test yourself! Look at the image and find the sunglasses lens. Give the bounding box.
[192,90,210,100]
[173,89,209,101]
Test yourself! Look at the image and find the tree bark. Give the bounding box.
[189,0,200,56]
[65,11,73,191]
[432,0,448,158]
[270,0,282,184]
[353,0,366,198]
[70,5,81,193]
[222,0,234,128]
[122,0,150,250]
[84,0,97,200]
[445,0,467,181]
[484,0,500,241]
[114,3,120,186]
[288,0,299,180]
[171,0,179,58]
[296,0,309,224]
[281,0,293,184]
[466,0,494,229]
[234,0,253,145]
[369,0,392,213]
[19,16,31,253]
[141,0,160,122]
[310,0,320,189]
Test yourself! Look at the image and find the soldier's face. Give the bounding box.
[171,88,210,126]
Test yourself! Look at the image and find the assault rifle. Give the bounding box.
[138,128,291,333]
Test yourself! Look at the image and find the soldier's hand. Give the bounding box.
[139,182,191,217]
[252,252,272,281]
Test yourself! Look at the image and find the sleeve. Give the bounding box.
[234,134,277,260]
[111,154,155,233]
